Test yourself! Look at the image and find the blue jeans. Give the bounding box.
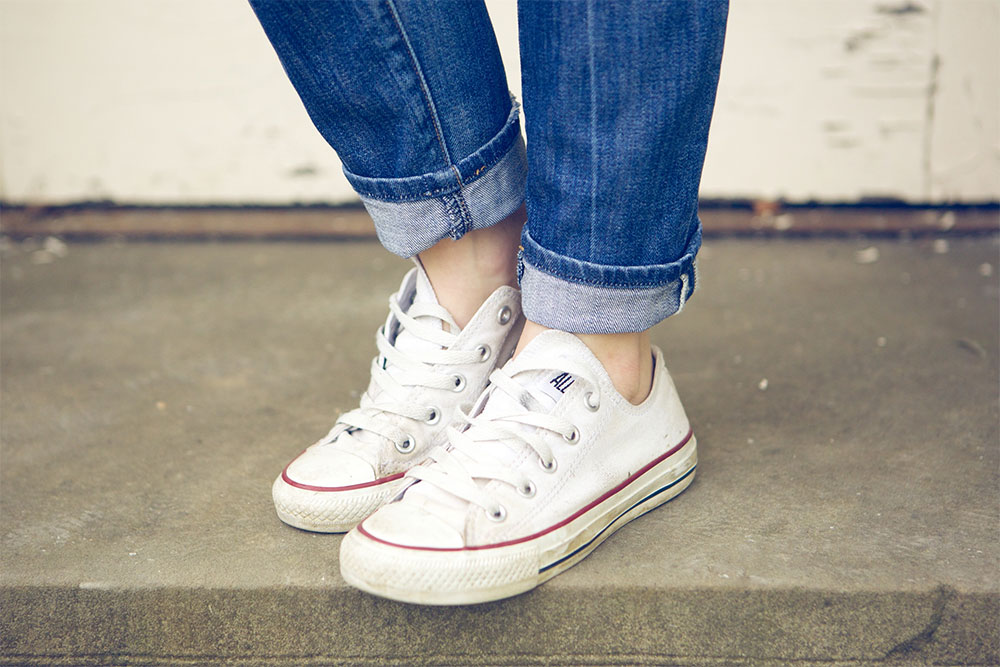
[249,0,728,334]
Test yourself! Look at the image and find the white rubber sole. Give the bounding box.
[339,436,697,604]
[272,474,406,534]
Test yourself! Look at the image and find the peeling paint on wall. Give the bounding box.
[0,0,996,204]
[926,0,1000,201]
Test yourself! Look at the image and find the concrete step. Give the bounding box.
[1,205,997,242]
[1,233,997,665]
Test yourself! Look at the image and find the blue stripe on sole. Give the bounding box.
[539,465,697,574]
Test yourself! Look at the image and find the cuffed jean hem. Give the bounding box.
[517,226,700,334]
[342,103,527,258]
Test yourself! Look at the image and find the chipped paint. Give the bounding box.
[0,0,995,204]
[701,0,998,203]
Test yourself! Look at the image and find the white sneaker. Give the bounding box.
[272,263,523,533]
[339,329,697,604]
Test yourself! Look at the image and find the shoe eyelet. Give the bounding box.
[452,374,466,392]
[584,392,600,411]
[395,435,416,454]
[425,407,441,425]
[487,504,507,522]
[517,480,536,498]
[563,427,580,444]
[497,305,512,325]
[476,344,492,362]
[538,457,558,473]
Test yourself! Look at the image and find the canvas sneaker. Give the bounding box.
[339,329,697,604]
[272,263,524,533]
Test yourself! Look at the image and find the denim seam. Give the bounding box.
[520,254,694,289]
[384,0,454,168]
[443,191,472,239]
[586,0,599,259]
[448,164,473,237]
[520,229,695,289]
[521,262,689,295]
[351,180,460,201]
[384,0,474,238]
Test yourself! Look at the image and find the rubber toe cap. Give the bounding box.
[283,445,376,489]
[362,501,465,549]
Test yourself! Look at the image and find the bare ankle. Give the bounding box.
[516,322,653,405]
[575,331,653,405]
[418,204,525,328]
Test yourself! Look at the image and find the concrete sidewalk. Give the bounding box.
[1,234,997,665]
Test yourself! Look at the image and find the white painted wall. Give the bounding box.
[0,0,996,205]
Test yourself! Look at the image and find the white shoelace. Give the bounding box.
[406,359,601,519]
[322,290,486,452]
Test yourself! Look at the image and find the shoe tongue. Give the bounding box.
[482,330,590,417]
[469,331,590,470]
[385,262,450,381]
[403,331,594,534]
[477,367,574,418]
[351,263,450,452]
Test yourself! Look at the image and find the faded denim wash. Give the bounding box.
[249,0,728,334]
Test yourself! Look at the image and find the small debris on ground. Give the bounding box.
[752,199,782,218]
[855,246,880,264]
[773,214,794,231]
[43,236,68,258]
[29,236,69,264]
[877,336,887,347]
[938,211,956,230]
[758,378,769,391]
[932,239,950,254]
[156,401,167,411]
[979,263,993,277]
[956,338,986,359]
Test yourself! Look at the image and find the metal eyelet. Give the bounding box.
[517,481,536,498]
[395,435,416,454]
[538,457,558,473]
[488,505,507,522]
[584,392,600,411]
[452,374,466,392]
[563,427,580,444]
[476,344,492,362]
[425,407,441,425]
[497,305,512,325]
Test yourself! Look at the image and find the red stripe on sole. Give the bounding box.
[356,429,693,552]
[281,451,405,492]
